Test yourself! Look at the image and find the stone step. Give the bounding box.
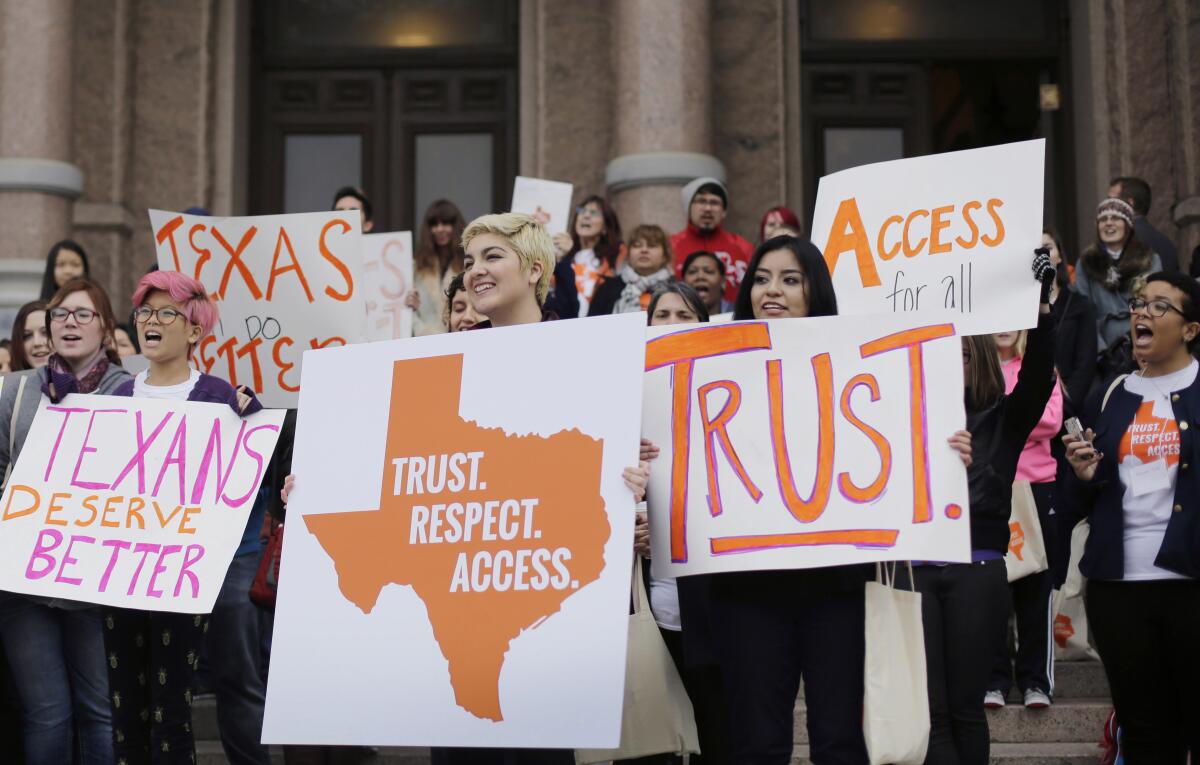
[1052,659,1109,700]
[791,742,1102,764]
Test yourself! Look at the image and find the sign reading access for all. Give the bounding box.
[510,176,573,237]
[0,395,284,612]
[263,314,645,748]
[149,210,366,407]
[810,139,1045,335]
[363,231,414,341]
[643,315,971,578]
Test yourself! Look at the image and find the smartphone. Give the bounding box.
[1065,417,1086,441]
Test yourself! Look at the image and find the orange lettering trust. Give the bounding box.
[646,322,959,563]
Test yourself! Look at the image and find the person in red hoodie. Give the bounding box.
[670,177,753,304]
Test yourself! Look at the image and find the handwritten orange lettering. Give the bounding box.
[838,374,892,503]
[697,380,763,517]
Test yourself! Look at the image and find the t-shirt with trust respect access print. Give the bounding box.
[1117,360,1197,581]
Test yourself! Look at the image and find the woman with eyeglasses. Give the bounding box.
[1061,272,1200,762]
[1074,199,1162,375]
[98,270,259,763]
[0,277,128,765]
[547,195,623,318]
[408,199,468,336]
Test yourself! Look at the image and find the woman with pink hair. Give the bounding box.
[103,270,260,763]
[758,206,803,243]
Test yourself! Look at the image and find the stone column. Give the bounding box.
[0,0,81,327]
[605,0,724,234]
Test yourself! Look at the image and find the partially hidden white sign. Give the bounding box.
[810,139,1045,335]
[510,176,573,237]
[363,231,414,341]
[0,395,284,612]
[149,209,366,407]
[642,316,971,578]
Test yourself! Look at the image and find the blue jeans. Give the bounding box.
[0,596,113,765]
[206,550,271,765]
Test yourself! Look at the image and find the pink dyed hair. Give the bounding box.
[131,271,219,339]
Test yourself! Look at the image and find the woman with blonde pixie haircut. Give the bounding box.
[460,212,556,327]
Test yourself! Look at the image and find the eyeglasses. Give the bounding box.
[49,307,97,325]
[133,306,184,325]
[692,197,724,209]
[1129,297,1186,319]
[575,206,603,218]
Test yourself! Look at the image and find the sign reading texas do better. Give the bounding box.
[643,316,971,578]
[811,139,1045,335]
[0,396,284,612]
[262,314,645,747]
[149,209,366,407]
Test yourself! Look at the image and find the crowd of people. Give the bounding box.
[0,172,1197,765]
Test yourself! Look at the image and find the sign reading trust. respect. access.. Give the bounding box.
[149,209,367,408]
[642,314,971,578]
[810,139,1045,336]
[0,395,284,612]
[262,313,644,748]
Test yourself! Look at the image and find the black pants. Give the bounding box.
[907,559,1009,765]
[103,609,208,764]
[1086,579,1200,764]
[709,568,868,765]
[990,481,1057,696]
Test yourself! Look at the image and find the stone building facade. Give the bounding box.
[1,0,1198,326]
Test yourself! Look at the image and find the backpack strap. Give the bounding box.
[2,374,29,489]
[1101,373,1129,413]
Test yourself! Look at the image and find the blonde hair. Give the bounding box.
[461,212,555,305]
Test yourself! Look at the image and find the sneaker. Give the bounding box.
[984,690,1006,708]
[1024,688,1051,709]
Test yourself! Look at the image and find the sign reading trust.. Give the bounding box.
[148,209,366,407]
[0,395,284,612]
[263,313,645,748]
[810,139,1045,335]
[642,315,971,578]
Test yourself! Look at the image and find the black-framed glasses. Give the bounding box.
[132,306,184,325]
[1129,297,1185,319]
[48,307,97,325]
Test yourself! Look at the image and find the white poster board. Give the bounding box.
[642,316,971,578]
[149,209,366,408]
[363,231,414,341]
[510,176,573,237]
[810,139,1045,336]
[263,313,645,747]
[0,395,284,612]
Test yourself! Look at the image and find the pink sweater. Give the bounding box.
[1002,356,1062,484]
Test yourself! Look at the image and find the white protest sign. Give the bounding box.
[263,313,645,747]
[363,231,414,341]
[0,395,284,612]
[511,176,573,237]
[810,139,1045,335]
[643,316,970,578]
[149,209,366,407]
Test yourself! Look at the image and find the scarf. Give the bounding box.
[48,350,110,394]
[614,263,673,314]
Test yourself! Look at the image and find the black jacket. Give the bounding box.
[1057,371,1200,580]
[1134,216,1178,273]
[1052,287,1098,418]
[966,310,1057,553]
[586,276,624,317]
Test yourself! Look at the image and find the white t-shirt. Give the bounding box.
[649,573,681,632]
[133,369,200,401]
[1118,361,1197,580]
[570,248,604,318]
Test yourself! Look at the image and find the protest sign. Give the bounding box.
[810,139,1045,335]
[511,176,573,236]
[0,395,284,612]
[148,209,366,407]
[263,313,645,747]
[363,231,414,341]
[642,315,971,578]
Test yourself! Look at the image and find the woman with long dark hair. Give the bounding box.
[547,195,623,318]
[407,199,467,336]
[9,300,51,371]
[38,240,90,301]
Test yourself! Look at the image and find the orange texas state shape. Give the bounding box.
[304,353,610,722]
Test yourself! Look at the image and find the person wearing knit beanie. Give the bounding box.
[1096,197,1135,227]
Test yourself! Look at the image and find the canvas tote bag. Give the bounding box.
[1053,519,1100,661]
[863,562,930,765]
[1005,480,1049,582]
[574,557,699,764]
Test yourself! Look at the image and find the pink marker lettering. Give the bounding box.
[55,535,95,586]
[43,407,88,482]
[147,544,182,598]
[98,539,132,593]
[26,528,63,580]
[71,408,127,490]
